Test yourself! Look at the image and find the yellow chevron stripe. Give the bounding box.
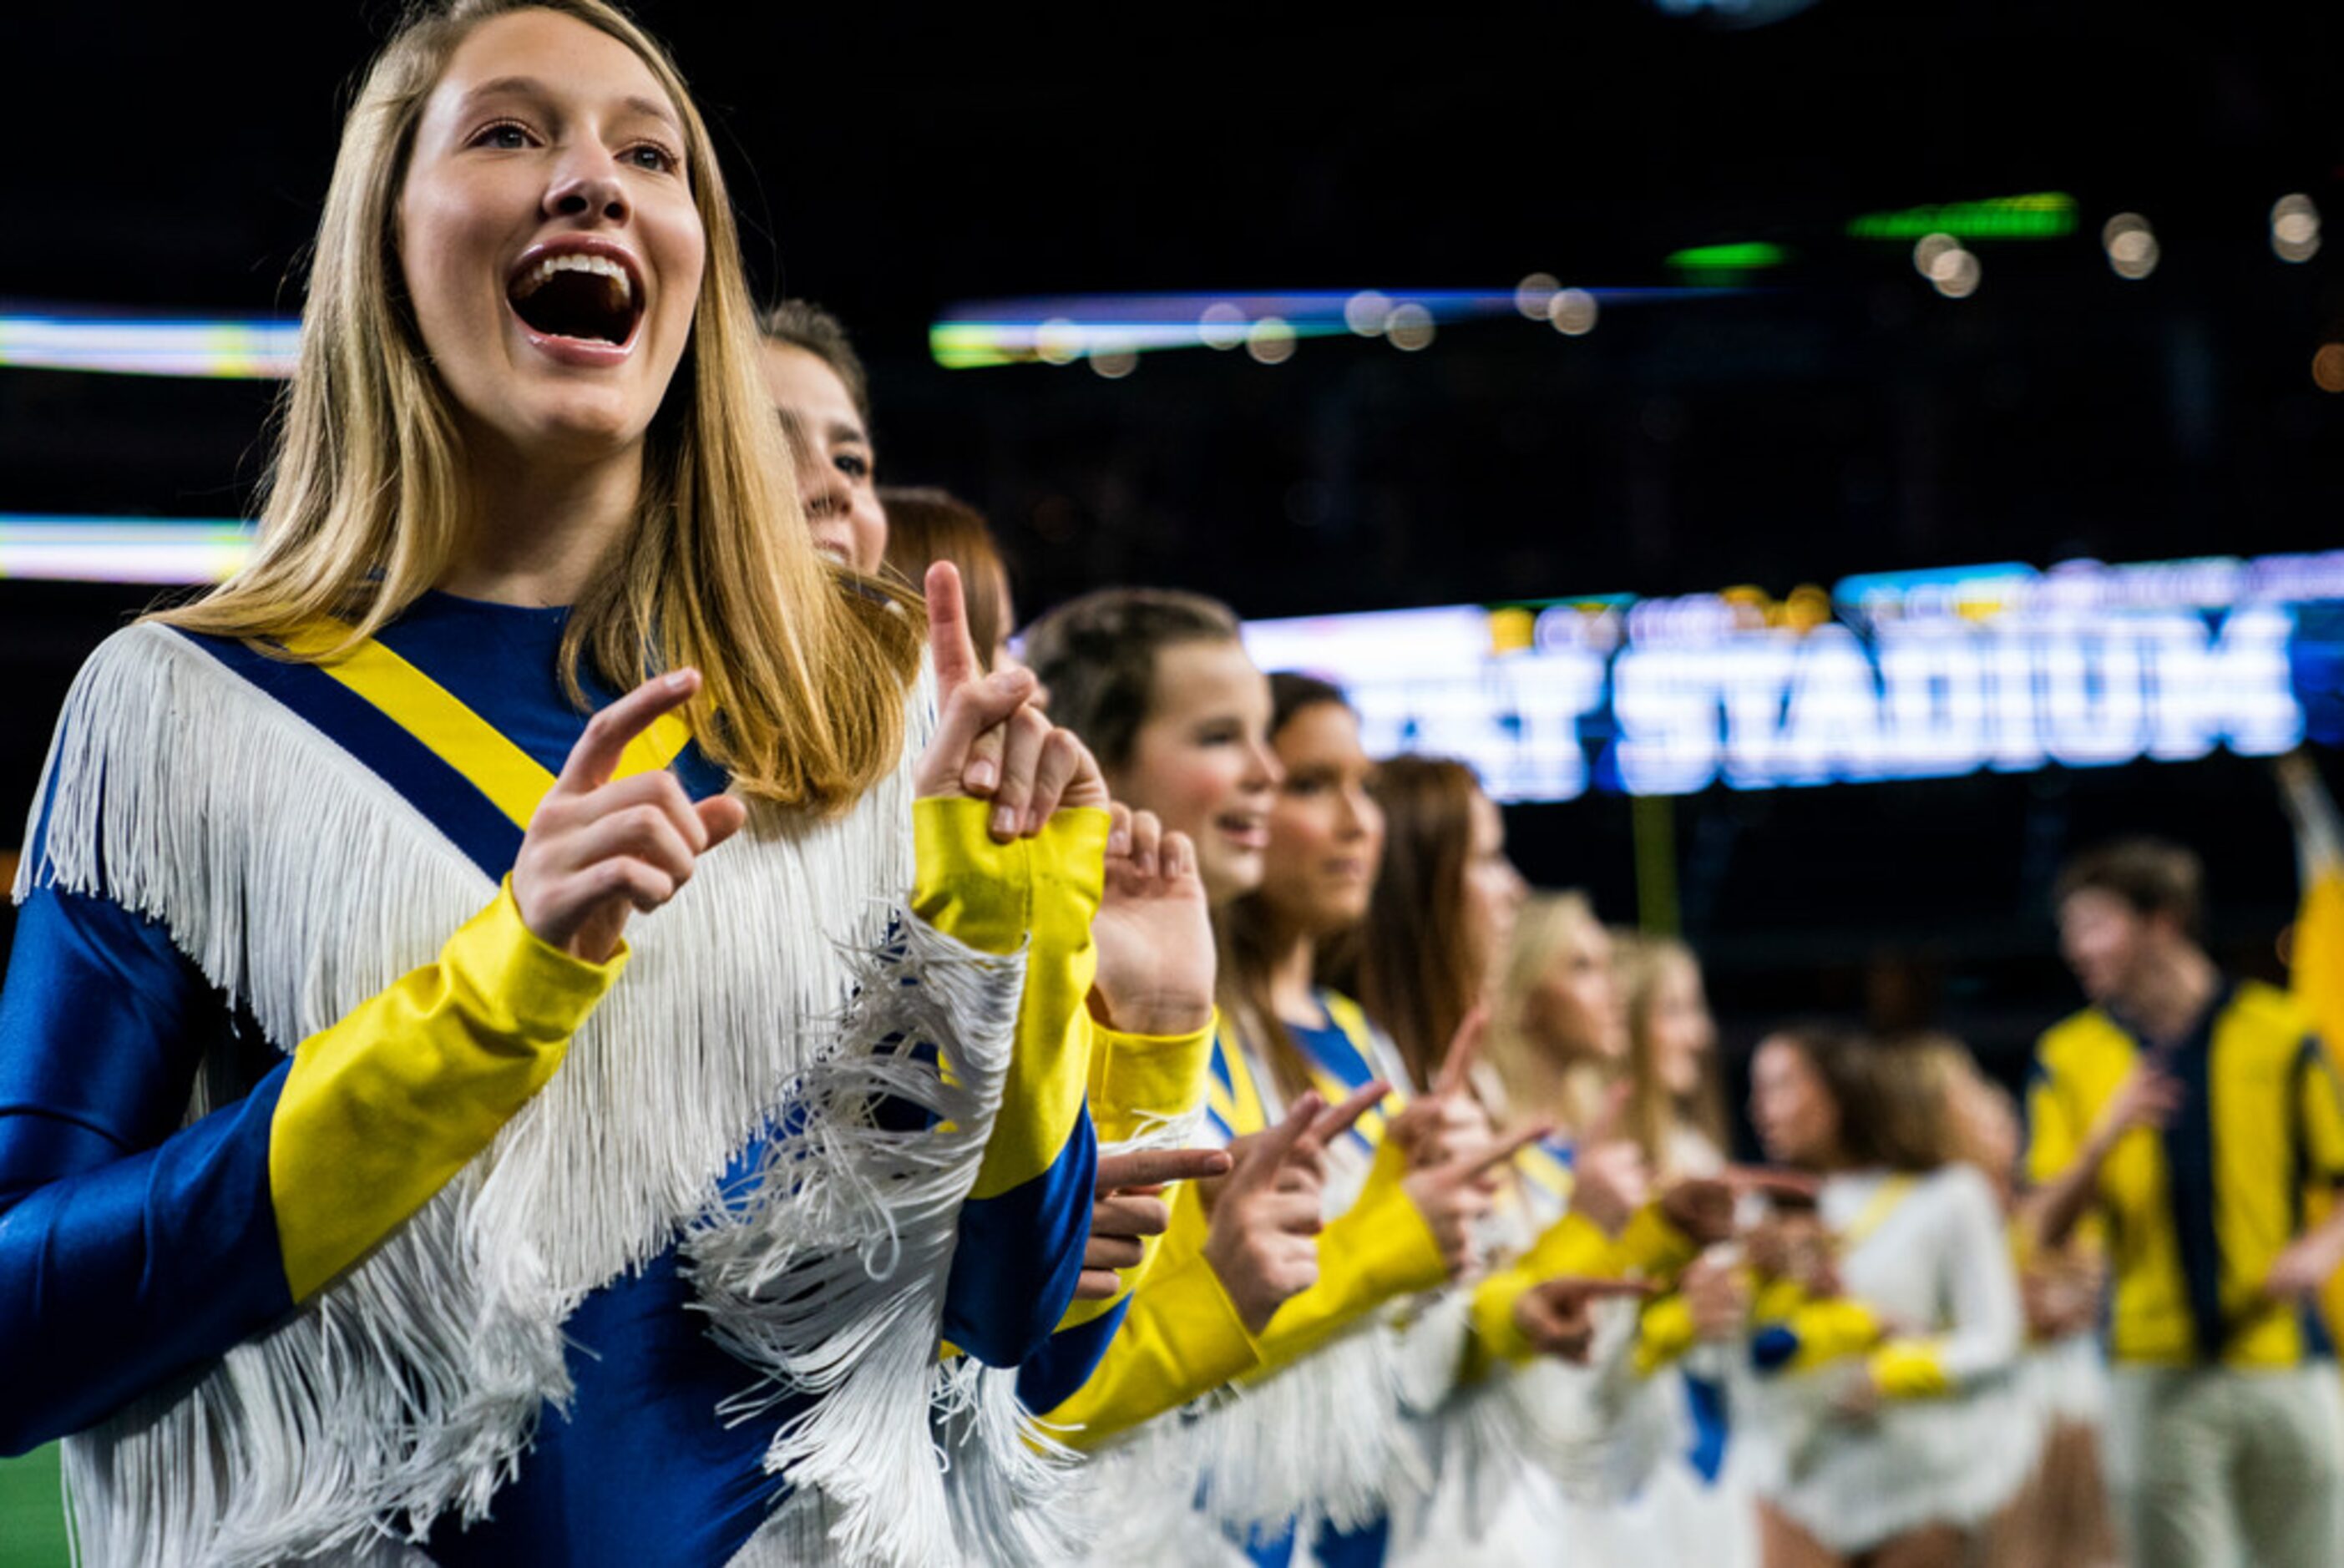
[275,620,691,824]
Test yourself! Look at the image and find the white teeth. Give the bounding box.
[513,252,635,301]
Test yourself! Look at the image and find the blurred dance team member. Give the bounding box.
[2027,838,2344,1568]
[0,4,1121,1564]
[1742,1029,2031,1568]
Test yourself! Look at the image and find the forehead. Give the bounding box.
[2058,887,2136,927]
[759,343,866,442]
[1146,640,1263,719]
[430,8,676,119]
[1274,701,1363,761]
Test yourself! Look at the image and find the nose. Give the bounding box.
[797,461,849,520]
[1244,734,1283,792]
[544,147,630,225]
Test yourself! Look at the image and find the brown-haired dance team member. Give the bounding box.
[0,5,1120,1564]
[1742,1030,2032,1568]
[2027,837,2344,1568]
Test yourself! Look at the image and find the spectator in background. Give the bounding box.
[2026,837,2344,1568]
[1618,930,1731,1182]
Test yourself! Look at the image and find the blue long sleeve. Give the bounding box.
[942,1107,1098,1365]
[0,883,294,1455]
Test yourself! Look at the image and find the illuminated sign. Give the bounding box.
[1845,192,2078,242]
[1242,553,2341,801]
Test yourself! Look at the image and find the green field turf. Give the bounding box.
[0,1444,71,1565]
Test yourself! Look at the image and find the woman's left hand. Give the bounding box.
[914,562,1108,840]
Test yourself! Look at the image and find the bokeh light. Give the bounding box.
[1198,301,1247,350]
[1090,346,1138,379]
[1912,232,1961,277]
[1246,316,1298,365]
[1385,302,1436,351]
[1549,288,1599,336]
[2273,194,2321,263]
[1928,246,1980,298]
[1035,317,1084,366]
[1514,273,1560,320]
[2313,343,2344,393]
[1344,290,1393,336]
[2104,214,2159,280]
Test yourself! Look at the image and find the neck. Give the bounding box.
[437,427,645,606]
[1266,923,1320,1025]
[1512,1051,1605,1137]
[2121,945,2222,1043]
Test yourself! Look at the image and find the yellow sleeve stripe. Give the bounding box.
[1216,1029,1270,1138]
[273,619,691,827]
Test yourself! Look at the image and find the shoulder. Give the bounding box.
[2224,979,2308,1040]
[2035,1009,2121,1077]
[1921,1161,2001,1219]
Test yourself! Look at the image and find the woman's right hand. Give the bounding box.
[514,668,749,964]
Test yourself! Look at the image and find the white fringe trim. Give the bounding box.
[685,912,1024,1568]
[28,625,957,1565]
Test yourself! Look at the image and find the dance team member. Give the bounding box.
[2027,837,2344,1568]
[1741,1029,2032,1568]
[0,6,1120,1564]
[1022,604,1532,1566]
[757,298,888,575]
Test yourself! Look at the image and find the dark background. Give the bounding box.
[8,0,2344,1125]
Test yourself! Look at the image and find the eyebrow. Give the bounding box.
[458,76,681,132]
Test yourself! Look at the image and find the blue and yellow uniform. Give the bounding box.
[2026,980,2344,1367]
[0,592,1099,1564]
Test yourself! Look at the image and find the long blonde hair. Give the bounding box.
[1482,891,1613,1136]
[1616,932,1729,1176]
[159,0,919,811]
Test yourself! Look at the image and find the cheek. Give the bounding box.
[1145,756,1236,840]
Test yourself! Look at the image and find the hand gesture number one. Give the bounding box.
[514,668,749,964]
[915,561,1108,839]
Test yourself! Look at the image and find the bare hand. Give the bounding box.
[1089,807,1214,1037]
[915,562,1109,838]
[1204,1093,1357,1335]
[1405,1121,1550,1281]
[1568,1084,1647,1237]
[2265,1228,2344,1302]
[1661,1165,1823,1247]
[2091,1062,2185,1152]
[1512,1276,1654,1363]
[1073,1145,1234,1301]
[1681,1254,1750,1341]
[1387,1006,1493,1169]
[514,669,748,963]
[1832,1366,1883,1422]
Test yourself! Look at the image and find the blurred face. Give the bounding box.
[2057,888,2155,1007]
[1462,792,1530,984]
[399,10,702,462]
[1751,1036,1841,1169]
[1949,1071,2019,1177]
[1262,702,1384,934]
[1643,952,1715,1095]
[760,343,887,573]
[1112,640,1281,904]
[1525,908,1624,1062]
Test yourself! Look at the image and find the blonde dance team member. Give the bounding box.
[0,6,1120,1565]
[1742,1029,2033,1568]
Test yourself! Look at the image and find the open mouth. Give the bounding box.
[508,250,643,346]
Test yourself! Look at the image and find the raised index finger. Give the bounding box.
[1463,1120,1552,1181]
[926,561,983,698]
[1433,1004,1491,1099]
[555,669,701,796]
[1095,1146,1233,1194]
